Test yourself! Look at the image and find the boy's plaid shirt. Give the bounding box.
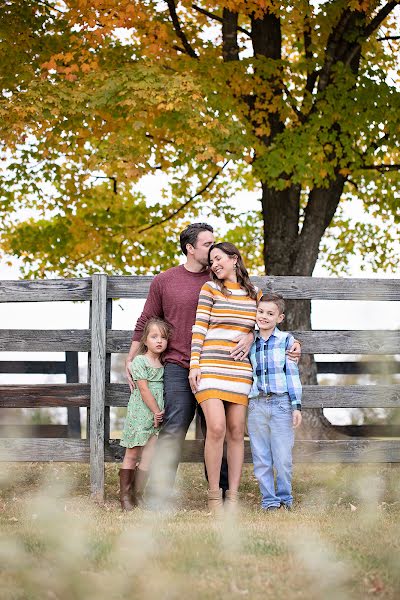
[248,327,302,410]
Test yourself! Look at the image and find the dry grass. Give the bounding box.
[1,462,400,600]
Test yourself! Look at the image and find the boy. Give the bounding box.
[247,293,302,511]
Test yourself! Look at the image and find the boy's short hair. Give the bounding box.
[179,222,214,255]
[258,292,285,314]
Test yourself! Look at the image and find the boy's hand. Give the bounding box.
[286,340,301,363]
[230,331,254,361]
[189,368,201,394]
[293,410,302,428]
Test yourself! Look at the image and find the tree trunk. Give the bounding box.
[261,181,348,439]
[250,7,361,439]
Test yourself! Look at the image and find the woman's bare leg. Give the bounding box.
[200,398,226,491]
[225,403,247,493]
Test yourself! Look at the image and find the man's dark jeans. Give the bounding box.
[148,363,229,503]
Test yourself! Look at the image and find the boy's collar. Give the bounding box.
[255,326,283,340]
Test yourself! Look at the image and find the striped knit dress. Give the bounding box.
[190,280,262,406]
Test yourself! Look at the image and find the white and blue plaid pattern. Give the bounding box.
[248,328,302,410]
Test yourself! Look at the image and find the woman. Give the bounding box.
[189,242,262,512]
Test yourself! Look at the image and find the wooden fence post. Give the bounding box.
[66,351,81,438]
[90,273,107,501]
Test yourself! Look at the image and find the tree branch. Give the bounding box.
[377,34,400,41]
[318,9,353,91]
[192,4,251,36]
[344,1,399,67]
[347,178,359,191]
[222,8,240,62]
[172,44,187,54]
[36,1,65,14]
[303,3,318,95]
[138,161,229,233]
[93,175,117,193]
[166,0,199,59]
[359,163,400,172]
[283,84,306,123]
[364,1,399,39]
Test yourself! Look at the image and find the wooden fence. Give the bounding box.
[0,274,399,501]
[0,351,81,438]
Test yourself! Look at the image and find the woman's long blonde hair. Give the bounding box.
[208,242,257,299]
[137,317,172,363]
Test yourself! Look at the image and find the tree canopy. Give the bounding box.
[0,0,399,279]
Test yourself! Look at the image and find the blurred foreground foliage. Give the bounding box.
[0,463,399,600]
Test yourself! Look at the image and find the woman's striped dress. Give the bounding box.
[190,280,262,406]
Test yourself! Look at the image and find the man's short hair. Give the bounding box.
[258,292,285,314]
[179,222,214,255]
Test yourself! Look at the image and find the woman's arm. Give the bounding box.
[189,283,214,393]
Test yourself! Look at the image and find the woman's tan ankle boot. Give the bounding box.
[207,488,223,514]
[225,490,239,512]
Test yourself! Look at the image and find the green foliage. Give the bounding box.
[0,1,399,276]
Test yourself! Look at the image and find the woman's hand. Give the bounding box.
[189,368,201,394]
[230,331,254,361]
[286,340,301,363]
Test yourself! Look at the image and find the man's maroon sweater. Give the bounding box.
[132,265,210,369]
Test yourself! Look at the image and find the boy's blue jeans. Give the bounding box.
[247,393,294,509]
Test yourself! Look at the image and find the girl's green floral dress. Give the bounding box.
[120,354,164,448]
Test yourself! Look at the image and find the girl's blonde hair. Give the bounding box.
[137,317,172,362]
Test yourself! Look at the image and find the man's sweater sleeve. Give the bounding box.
[132,276,163,342]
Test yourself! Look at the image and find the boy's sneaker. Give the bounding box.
[280,503,292,511]
[262,505,280,512]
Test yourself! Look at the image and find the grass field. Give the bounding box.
[1,462,399,600]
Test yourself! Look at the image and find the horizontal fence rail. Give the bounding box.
[1,383,399,409]
[1,274,399,501]
[106,330,400,355]
[106,276,400,301]
[2,439,400,464]
[316,361,400,374]
[0,278,92,302]
[0,330,91,352]
[2,276,400,303]
[2,329,399,354]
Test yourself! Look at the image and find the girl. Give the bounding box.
[119,317,171,510]
[189,242,262,513]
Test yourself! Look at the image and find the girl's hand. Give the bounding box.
[153,410,165,428]
[293,410,302,428]
[286,341,301,363]
[189,368,201,394]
